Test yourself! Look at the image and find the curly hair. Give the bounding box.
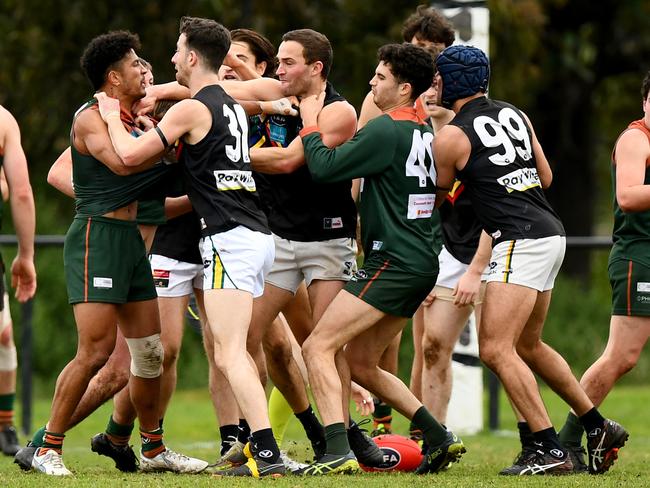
[642,70,650,100]
[377,43,435,101]
[179,16,230,73]
[230,29,277,78]
[80,31,141,91]
[402,5,455,47]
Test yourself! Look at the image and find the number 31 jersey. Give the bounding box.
[452,97,564,244]
[180,84,269,237]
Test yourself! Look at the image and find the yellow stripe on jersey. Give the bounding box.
[503,240,516,283]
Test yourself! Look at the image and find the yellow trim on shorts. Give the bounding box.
[212,248,225,289]
[503,240,516,283]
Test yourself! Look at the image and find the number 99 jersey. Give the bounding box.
[452,97,564,244]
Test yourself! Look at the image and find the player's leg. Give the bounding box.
[0,292,19,456]
[31,302,118,475]
[421,289,474,422]
[408,304,425,440]
[371,333,399,436]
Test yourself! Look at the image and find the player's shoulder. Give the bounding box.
[617,125,650,151]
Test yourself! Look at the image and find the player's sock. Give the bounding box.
[140,427,165,458]
[250,428,281,463]
[237,419,251,444]
[532,427,567,456]
[219,424,239,456]
[268,387,293,445]
[372,400,392,429]
[40,430,65,454]
[558,412,584,446]
[324,422,350,456]
[412,406,447,446]
[0,392,15,426]
[578,408,606,436]
[517,421,534,447]
[31,425,46,447]
[295,405,325,447]
[106,416,133,446]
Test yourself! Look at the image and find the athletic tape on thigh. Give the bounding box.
[125,334,164,378]
[0,344,17,371]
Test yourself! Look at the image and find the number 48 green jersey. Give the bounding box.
[300,106,438,275]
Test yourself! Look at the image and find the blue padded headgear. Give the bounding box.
[436,45,490,109]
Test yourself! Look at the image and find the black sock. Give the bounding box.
[250,428,280,463]
[518,422,534,448]
[159,418,164,429]
[237,419,251,444]
[579,408,606,435]
[373,400,392,422]
[532,427,567,459]
[295,406,325,444]
[412,406,447,447]
[325,422,350,455]
[219,424,239,456]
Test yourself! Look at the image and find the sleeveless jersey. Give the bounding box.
[438,180,482,264]
[180,85,269,236]
[610,119,650,267]
[452,97,564,244]
[253,82,357,242]
[302,106,438,274]
[149,169,202,264]
[71,100,173,217]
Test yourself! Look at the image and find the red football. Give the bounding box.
[360,434,424,472]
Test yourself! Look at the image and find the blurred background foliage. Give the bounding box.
[1,0,649,389]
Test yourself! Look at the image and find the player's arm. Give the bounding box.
[223,51,262,81]
[164,195,192,220]
[97,92,202,167]
[453,230,491,306]
[0,107,36,301]
[76,109,157,174]
[522,112,552,188]
[300,100,392,183]
[357,91,382,130]
[432,124,468,207]
[47,147,75,198]
[0,168,8,202]
[615,128,650,212]
[250,136,306,174]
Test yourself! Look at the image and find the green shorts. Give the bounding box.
[64,216,157,304]
[136,199,166,226]
[345,253,437,318]
[609,258,650,316]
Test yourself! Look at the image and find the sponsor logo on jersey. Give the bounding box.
[491,230,502,240]
[200,217,207,230]
[323,217,343,229]
[372,241,383,250]
[637,282,650,293]
[407,194,435,220]
[93,277,113,289]
[636,295,650,303]
[214,170,256,192]
[152,269,170,288]
[497,168,541,193]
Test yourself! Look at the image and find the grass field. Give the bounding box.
[0,384,648,487]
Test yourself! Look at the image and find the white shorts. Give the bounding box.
[149,254,203,298]
[436,246,470,289]
[266,235,357,294]
[486,235,565,292]
[200,226,275,298]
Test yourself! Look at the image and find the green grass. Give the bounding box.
[0,385,648,487]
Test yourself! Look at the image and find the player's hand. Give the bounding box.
[133,86,158,116]
[135,115,155,132]
[351,383,375,416]
[422,287,437,307]
[453,269,481,307]
[260,98,299,117]
[299,91,326,127]
[94,92,120,122]
[11,255,36,302]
